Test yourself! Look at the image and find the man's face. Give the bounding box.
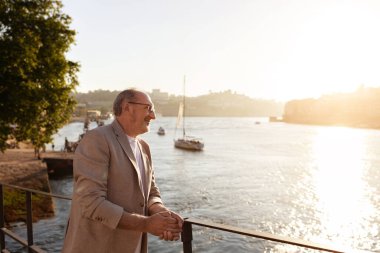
[126,93,156,137]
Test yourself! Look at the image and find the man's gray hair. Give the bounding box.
[113,89,141,116]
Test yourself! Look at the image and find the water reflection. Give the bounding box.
[312,127,376,249]
[7,120,380,252]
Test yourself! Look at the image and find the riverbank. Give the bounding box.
[0,149,54,224]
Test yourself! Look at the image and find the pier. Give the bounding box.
[40,152,74,179]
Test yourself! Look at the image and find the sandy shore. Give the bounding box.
[0,149,46,183]
[0,149,74,182]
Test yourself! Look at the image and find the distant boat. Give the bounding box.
[157,126,165,135]
[269,116,283,122]
[174,76,204,151]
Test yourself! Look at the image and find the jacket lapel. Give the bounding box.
[111,120,140,177]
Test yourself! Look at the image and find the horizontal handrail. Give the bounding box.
[0,182,71,200]
[0,228,46,253]
[182,218,346,253]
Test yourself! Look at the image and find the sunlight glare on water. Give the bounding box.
[311,127,377,250]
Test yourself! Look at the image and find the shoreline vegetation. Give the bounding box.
[75,86,380,130]
[0,149,54,225]
[74,89,284,118]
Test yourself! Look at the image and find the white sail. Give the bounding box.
[175,101,184,129]
[173,76,204,151]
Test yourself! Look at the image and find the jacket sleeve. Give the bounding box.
[73,129,124,229]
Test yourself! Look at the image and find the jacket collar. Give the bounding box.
[111,119,138,172]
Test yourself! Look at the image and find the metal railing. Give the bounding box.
[181,218,345,253]
[0,183,70,253]
[0,183,346,253]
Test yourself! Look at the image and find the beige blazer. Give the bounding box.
[62,120,163,253]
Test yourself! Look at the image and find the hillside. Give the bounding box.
[283,86,380,129]
[74,89,284,117]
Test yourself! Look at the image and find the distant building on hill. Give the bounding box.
[150,89,169,104]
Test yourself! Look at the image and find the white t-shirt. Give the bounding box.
[127,135,146,253]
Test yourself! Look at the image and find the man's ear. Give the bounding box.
[123,102,130,113]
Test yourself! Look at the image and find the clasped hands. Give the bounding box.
[148,210,183,241]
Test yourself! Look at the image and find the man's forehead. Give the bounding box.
[135,92,152,103]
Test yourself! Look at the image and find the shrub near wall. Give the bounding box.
[0,150,54,224]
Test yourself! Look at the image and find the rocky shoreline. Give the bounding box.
[0,149,54,224]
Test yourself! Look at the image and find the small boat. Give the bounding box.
[174,76,204,151]
[157,126,165,135]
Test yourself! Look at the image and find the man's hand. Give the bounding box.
[158,211,184,241]
[148,203,184,241]
[145,211,182,239]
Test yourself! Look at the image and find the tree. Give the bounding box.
[0,0,79,153]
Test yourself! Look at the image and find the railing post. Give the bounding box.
[26,191,33,253]
[181,220,193,253]
[0,184,5,251]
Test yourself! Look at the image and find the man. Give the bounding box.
[62,89,183,253]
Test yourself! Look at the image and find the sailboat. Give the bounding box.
[174,76,204,151]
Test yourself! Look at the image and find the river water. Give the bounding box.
[6,117,380,252]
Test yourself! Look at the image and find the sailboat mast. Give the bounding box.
[182,75,186,138]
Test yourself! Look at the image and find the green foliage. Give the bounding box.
[0,0,79,151]
[4,188,53,222]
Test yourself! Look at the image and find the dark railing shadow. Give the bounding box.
[0,183,347,253]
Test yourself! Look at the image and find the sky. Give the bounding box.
[62,0,380,101]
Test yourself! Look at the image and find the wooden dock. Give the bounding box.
[41,152,74,179]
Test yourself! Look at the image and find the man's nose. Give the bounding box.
[149,110,156,119]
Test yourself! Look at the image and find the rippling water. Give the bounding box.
[6,117,380,252]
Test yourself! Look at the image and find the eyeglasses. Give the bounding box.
[128,102,155,113]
